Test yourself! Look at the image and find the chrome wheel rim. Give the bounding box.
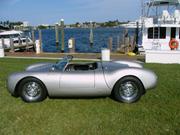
[119,81,138,101]
[23,82,41,100]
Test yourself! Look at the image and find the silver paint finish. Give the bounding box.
[114,61,143,68]
[7,58,157,98]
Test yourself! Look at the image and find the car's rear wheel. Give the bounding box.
[18,78,47,102]
[113,76,144,103]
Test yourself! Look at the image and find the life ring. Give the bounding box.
[169,39,179,49]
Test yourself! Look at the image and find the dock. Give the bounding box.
[4,43,35,52]
[4,52,145,61]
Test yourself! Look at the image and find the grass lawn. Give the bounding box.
[0,58,180,135]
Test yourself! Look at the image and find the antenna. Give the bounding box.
[141,0,144,17]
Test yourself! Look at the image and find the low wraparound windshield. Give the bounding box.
[53,56,72,71]
[54,61,67,71]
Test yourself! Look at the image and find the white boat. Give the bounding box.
[139,0,180,52]
[121,19,142,29]
[139,0,180,63]
[0,30,34,51]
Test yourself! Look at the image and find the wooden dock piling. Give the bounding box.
[31,29,36,51]
[38,29,42,53]
[55,23,59,49]
[10,37,14,52]
[18,36,21,46]
[31,29,35,43]
[68,38,75,53]
[60,19,65,53]
[89,21,94,46]
[136,22,139,45]
[117,36,120,51]
[25,36,29,51]
[1,38,5,49]
[130,36,135,52]
[124,37,130,53]
[108,37,113,52]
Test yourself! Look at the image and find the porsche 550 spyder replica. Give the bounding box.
[7,56,157,103]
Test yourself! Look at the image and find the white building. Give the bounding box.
[22,21,29,27]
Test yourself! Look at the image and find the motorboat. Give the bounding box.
[0,30,34,51]
[139,0,180,52]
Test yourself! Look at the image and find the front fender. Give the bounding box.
[7,72,29,95]
[7,72,47,95]
[7,71,61,97]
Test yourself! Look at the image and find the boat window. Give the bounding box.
[11,34,20,38]
[0,34,20,39]
[148,27,166,39]
[148,28,154,39]
[0,35,10,38]
[160,27,166,39]
[171,28,176,39]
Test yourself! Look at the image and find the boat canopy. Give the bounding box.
[148,0,180,6]
[0,30,23,36]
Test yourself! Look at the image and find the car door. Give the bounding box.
[59,69,95,96]
[60,70,95,88]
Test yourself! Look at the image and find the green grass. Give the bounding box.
[0,58,180,135]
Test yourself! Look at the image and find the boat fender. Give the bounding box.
[169,39,179,50]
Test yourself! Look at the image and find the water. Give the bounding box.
[34,28,135,53]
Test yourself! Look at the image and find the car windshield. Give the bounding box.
[53,56,73,71]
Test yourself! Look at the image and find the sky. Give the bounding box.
[0,0,141,26]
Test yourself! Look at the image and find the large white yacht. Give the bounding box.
[0,30,34,51]
[121,19,142,29]
[139,0,180,52]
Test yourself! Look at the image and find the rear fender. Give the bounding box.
[103,68,157,90]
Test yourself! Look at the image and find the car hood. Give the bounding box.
[25,63,54,72]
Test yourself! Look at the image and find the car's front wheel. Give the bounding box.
[18,78,47,102]
[113,76,144,103]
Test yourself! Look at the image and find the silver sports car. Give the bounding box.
[7,56,157,103]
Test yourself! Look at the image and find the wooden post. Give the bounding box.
[124,29,128,38]
[136,22,139,45]
[68,38,75,53]
[117,36,120,51]
[108,37,113,52]
[18,36,21,46]
[1,38,5,49]
[130,36,135,52]
[55,23,59,50]
[10,37,14,52]
[31,29,36,51]
[124,37,130,54]
[25,36,29,51]
[31,29,35,43]
[60,19,65,53]
[38,29,42,53]
[89,21,94,46]
[123,29,129,53]
[122,33,125,45]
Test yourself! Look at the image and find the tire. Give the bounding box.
[18,78,47,102]
[113,76,144,103]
